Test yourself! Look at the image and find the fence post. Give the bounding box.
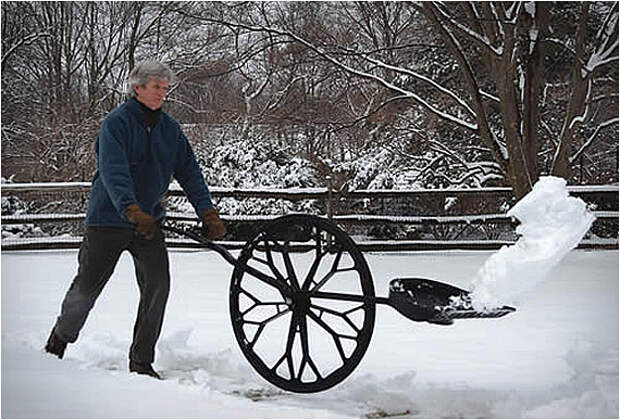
[326,176,333,220]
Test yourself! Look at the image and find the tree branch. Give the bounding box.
[570,118,619,164]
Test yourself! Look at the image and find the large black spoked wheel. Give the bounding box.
[229,214,375,393]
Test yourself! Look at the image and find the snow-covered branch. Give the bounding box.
[479,90,500,103]
[363,55,476,117]
[1,31,51,71]
[431,2,503,56]
[264,75,306,113]
[586,3,619,74]
[570,118,620,164]
[203,18,480,132]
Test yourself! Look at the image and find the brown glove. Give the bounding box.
[125,204,156,239]
[202,208,226,240]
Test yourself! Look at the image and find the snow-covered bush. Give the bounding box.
[2,177,28,216]
[202,138,319,189]
[207,138,319,216]
[2,195,27,216]
[168,137,323,218]
[1,179,48,239]
[1,223,48,240]
[329,148,426,192]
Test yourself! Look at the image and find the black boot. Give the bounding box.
[44,327,67,359]
[129,360,162,380]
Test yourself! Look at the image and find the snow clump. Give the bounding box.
[469,176,595,310]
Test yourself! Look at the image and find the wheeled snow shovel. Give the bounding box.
[162,214,514,393]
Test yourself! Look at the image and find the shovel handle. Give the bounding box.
[161,223,239,268]
[161,223,292,295]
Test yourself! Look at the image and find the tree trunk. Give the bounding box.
[493,16,533,200]
[552,3,590,179]
[520,2,550,192]
[496,60,533,200]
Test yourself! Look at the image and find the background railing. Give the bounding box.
[2,182,618,251]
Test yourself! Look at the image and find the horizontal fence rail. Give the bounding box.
[3,211,619,226]
[3,182,618,196]
[2,182,618,251]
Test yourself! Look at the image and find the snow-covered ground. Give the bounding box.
[2,247,618,418]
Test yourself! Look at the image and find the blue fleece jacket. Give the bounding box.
[85,98,214,228]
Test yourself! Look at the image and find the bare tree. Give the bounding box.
[549,2,619,178]
[1,2,191,180]
[196,1,618,197]
[2,1,617,191]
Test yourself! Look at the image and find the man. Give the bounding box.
[44,61,225,379]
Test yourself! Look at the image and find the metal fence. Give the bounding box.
[2,182,618,251]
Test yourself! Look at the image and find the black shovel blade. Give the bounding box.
[388,278,515,326]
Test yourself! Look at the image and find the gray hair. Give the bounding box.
[127,61,174,97]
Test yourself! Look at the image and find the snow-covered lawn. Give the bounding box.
[2,248,617,418]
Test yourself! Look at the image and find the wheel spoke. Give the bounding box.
[240,263,289,295]
[310,302,364,334]
[238,288,261,305]
[310,248,342,293]
[307,310,350,363]
[262,239,287,284]
[306,356,323,381]
[272,354,287,373]
[240,299,287,317]
[296,315,323,381]
[302,248,327,291]
[281,243,301,291]
[284,315,298,379]
[241,306,291,348]
[301,227,328,291]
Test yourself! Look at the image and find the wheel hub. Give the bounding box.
[289,291,311,316]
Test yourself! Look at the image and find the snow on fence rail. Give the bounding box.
[3,211,618,227]
[3,182,618,195]
[2,182,618,251]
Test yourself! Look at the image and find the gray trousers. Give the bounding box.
[54,225,170,364]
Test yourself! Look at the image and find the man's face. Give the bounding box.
[134,77,169,110]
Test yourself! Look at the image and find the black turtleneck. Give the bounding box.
[136,99,161,128]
